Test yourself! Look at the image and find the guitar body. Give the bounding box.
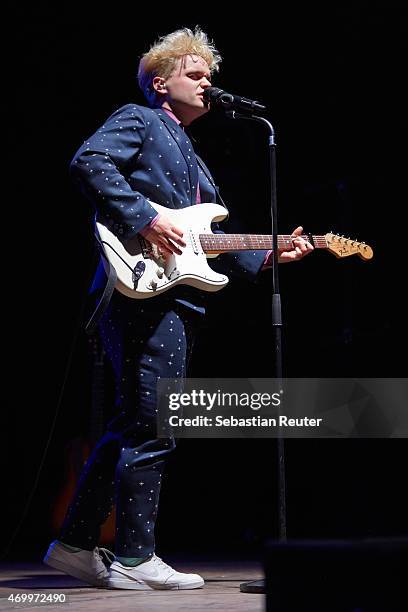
[96,202,229,299]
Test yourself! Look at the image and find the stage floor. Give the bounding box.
[0,559,264,611]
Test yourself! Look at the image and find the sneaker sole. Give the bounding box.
[43,554,106,587]
[107,577,204,590]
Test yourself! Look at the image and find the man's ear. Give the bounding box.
[152,76,167,93]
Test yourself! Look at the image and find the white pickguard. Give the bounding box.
[96,202,230,299]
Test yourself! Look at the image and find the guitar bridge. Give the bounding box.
[139,236,154,259]
[138,235,166,264]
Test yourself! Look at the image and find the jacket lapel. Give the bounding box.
[153,109,199,205]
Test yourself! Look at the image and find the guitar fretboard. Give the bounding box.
[199,234,328,253]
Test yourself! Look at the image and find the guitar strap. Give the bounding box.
[194,152,229,214]
[85,230,118,335]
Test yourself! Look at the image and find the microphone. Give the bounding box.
[203,86,266,113]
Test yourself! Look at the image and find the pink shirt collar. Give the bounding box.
[162,106,182,126]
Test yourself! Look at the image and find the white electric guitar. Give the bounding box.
[96,202,373,299]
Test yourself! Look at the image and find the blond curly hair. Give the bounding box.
[138,26,221,107]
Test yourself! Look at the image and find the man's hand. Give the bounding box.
[141,215,186,256]
[278,226,314,263]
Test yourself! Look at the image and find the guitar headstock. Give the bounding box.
[325,233,373,260]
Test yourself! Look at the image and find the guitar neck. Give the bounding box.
[200,234,328,254]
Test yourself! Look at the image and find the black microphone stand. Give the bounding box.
[225,110,286,594]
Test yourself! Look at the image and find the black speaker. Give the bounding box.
[263,538,407,611]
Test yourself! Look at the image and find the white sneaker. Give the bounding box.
[108,554,204,590]
[43,540,114,587]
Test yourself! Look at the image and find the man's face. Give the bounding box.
[157,54,212,124]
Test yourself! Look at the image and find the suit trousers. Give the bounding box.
[60,291,202,557]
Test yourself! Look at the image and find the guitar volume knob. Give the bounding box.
[156,267,164,278]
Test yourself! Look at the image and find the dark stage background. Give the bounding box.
[4,3,407,561]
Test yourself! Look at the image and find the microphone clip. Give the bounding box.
[203,87,266,115]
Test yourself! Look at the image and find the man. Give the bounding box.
[44,27,313,591]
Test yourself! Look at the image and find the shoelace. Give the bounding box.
[94,547,116,566]
[152,555,175,576]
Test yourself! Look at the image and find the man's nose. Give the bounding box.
[200,77,211,88]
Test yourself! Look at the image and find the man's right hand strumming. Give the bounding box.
[141,215,186,256]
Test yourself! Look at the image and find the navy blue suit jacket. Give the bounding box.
[70,103,267,312]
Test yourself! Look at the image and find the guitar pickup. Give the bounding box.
[189,230,200,255]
